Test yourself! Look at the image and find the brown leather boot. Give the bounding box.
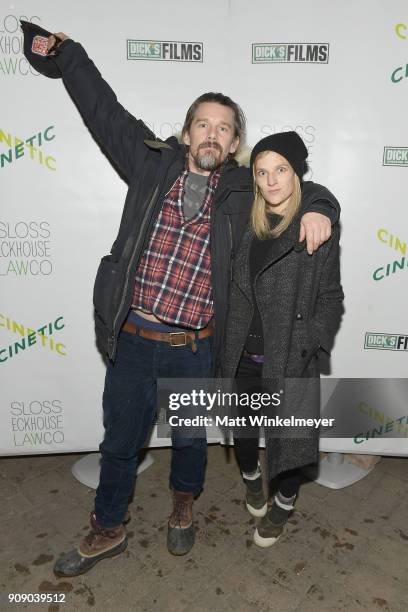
[54,512,128,577]
[167,490,195,555]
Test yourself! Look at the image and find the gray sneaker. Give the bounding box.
[243,475,267,518]
[253,493,295,547]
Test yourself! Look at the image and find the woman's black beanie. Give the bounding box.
[250,131,308,179]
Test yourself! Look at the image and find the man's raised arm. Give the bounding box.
[47,33,155,182]
[299,181,341,254]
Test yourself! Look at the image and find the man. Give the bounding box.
[34,32,339,577]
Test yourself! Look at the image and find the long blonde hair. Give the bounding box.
[250,151,301,240]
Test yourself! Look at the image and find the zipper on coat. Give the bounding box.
[227,216,234,281]
[108,182,161,359]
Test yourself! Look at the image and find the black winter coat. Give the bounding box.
[54,40,341,365]
[221,209,344,477]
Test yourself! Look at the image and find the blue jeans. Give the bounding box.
[95,330,212,528]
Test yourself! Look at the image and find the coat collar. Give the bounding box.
[258,214,301,273]
[234,214,303,299]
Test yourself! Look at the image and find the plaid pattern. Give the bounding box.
[131,168,220,329]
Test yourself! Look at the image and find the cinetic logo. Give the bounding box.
[127,40,203,62]
[373,227,407,282]
[0,126,57,171]
[354,398,408,444]
[383,147,408,166]
[252,43,329,64]
[395,23,407,40]
[364,332,408,351]
[391,22,408,83]
[0,314,67,363]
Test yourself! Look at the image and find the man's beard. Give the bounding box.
[191,142,225,171]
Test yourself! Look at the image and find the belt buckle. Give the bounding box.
[169,331,187,347]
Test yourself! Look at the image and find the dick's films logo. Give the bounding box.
[383,147,408,167]
[364,332,408,351]
[127,40,203,62]
[252,43,329,64]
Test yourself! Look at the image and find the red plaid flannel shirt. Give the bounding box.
[131,168,220,329]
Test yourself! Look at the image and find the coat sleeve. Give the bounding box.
[53,40,155,183]
[301,181,341,224]
[310,224,344,355]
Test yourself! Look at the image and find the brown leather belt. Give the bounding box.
[121,320,213,352]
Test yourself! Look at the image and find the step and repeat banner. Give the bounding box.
[1,0,407,456]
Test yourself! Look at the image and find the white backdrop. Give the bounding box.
[1,0,407,455]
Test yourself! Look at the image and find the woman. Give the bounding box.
[221,131,344,547]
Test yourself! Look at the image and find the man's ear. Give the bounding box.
[229,136,239,154]
[182,130,190,146]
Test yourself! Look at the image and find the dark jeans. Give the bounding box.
[95,330,212,528]
[233,355,301,498]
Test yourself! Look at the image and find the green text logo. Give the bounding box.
[0,126,57,171]
[127,40,203,62]
[0,314,67,363]
[383,147,408,166]
[252,43,329,64]
[364,332,408,351]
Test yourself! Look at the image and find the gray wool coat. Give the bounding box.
[221,209,344,479]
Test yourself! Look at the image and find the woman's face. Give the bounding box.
[254,151,296,213]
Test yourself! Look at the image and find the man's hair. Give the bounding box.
[182,92,246,141]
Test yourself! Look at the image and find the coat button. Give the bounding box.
[295,313,303,321]
[301,349,308,358]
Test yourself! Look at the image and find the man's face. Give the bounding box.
[183,102,239,174]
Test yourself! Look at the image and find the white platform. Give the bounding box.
[71,452,154,489]
[303,452,374,489]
